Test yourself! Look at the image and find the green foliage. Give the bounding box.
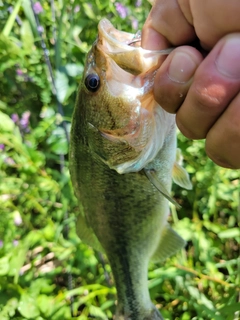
[0,1,239,320]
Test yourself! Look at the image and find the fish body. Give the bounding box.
[70,19,191,320]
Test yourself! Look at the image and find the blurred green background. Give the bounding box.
[0,1,239,319]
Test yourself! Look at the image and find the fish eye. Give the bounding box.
[85,74,100,92]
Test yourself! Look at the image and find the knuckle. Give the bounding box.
[206,128,240,169]
[176,117,206,139]
[193,82,227,113]
[206,150,239,169]
[154,85,186,114]
[158,92,184,113]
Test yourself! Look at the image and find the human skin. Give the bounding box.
[142,0,240,169]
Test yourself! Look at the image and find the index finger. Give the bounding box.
[141,0,195,50]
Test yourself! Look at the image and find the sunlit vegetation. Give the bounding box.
[0,1,239,319]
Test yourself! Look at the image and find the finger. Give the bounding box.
[177,0,193,25]
[142,0,195,50]
[187,0,240,49]
[142,0,240,51]
[205,92,240,169]
[153,46,203,113]
[176,34,240,139]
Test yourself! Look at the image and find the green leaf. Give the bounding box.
[8,243,28,283]
[218,228,240,241]
[0,298,18,319]
[0,112,15,133]
[18,293,40,319]
[0,256,10,275]
[21,0,38,37]
[100,300,115,311]
[36,295,54,317]
[0,34,22,72]
[20,20,34,54]
[65,64,83,77]
[88,305,107,319]
[0,100,7,110]
[218,303,240,315]
[55,70,69,103]
[2,0,22,37]
[82,3,96,20]
[47,126,68,155]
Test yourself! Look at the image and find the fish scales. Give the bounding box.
[70,19,192,320]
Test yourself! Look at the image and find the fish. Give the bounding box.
[69,18,192,320]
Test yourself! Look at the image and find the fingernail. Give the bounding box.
[168,52,197,83]
[216,36,240,78]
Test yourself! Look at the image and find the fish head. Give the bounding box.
[75,19,175,174]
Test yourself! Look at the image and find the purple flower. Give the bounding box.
[0,240,3,248]
[135,0,142,7]
[115,2,128,19]
[11,112,31,134]
[16,68,33,82]
[14,212,22,226]
[11,113,19,123]
[16,68,24,76]
[20,111,31,132]
[33,2,43,15]
[0,144,4,151]
[13,240,19,246]
[74,5,80,13]
[37,25,44,33]
[4,157,15,166]
[131,18,138,30]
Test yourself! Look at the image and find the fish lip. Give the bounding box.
[98,18,172,54]
[98,18,137,51]
[97,19,172,75]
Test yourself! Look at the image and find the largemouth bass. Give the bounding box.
[70,19,192,320]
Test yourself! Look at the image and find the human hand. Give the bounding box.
[142,0,240,169]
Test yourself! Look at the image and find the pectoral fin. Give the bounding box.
[144,169,181,209]
[151,223,186,263]
[172,162,192,190]
[76,214,104,252]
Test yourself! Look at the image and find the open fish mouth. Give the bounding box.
[98,18,141,48]
[97,19,171,75]
[85,19,175,175]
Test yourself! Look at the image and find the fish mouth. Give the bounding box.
[97,19,171,75]
[90,19,175,175]
[98,18,139,48]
